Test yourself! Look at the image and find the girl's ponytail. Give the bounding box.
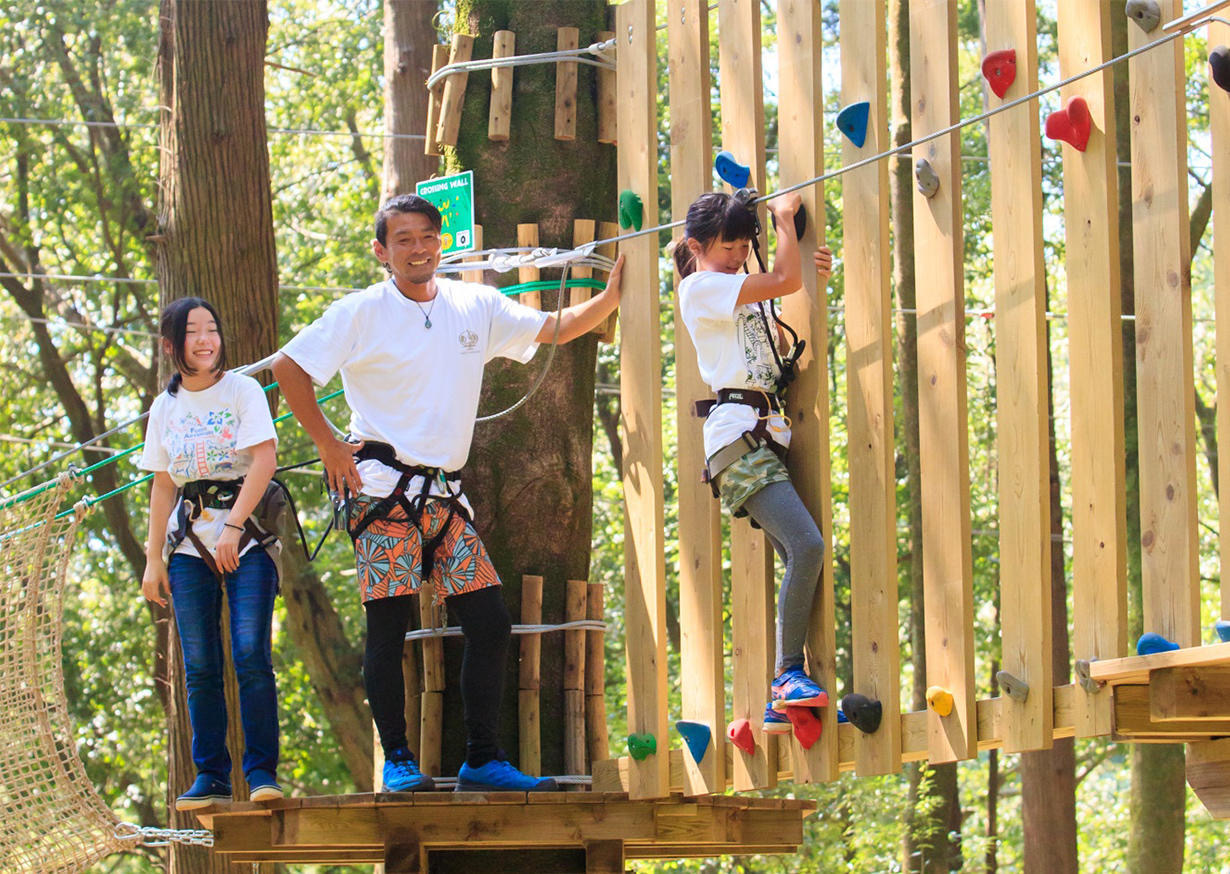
[166,372,183,396]
[674,240,697,279]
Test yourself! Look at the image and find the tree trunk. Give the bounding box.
[889,0,961,869]
[155,1,277,868]
[383,0,441,199]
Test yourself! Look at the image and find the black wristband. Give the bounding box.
[223,522,244,532]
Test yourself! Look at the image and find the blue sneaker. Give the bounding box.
[456,758,559,792]
[382,747,434,792]
[247,768,284,803]
[762,702,792,734]
[175,773,232,811]
[771,666,829,711]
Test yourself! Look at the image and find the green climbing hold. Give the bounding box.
[619,189,643,231]
[627,732,656,761]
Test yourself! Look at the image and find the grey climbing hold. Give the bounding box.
[1211,46,1230,94]
[1075,659,1102,695]
[1125,0,1160,33]
[915,159,939,199]
[995,670,1029,703]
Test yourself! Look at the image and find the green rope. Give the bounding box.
[498,277,604,296]
[2,386,346,517]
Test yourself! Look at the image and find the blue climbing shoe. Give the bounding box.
[382,747,434,793]
[771,665,829,711]
[174,773,232,811]
[456,758,559,792]
[247,769,283,803]
[762,701,792,734]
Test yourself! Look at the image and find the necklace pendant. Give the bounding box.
[424,317,432,329]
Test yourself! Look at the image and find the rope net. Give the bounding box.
[0,474,125,873]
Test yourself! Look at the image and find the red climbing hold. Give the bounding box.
[1045,95,1092,152]
[727,718,755,755]
[981,49,1017,99]
[786,707,822,751]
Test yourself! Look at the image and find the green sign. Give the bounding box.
[416,171,476,256]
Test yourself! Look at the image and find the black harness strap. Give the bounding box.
[172,478,273,579]
[346,442,466,581]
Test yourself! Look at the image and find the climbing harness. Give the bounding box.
[168,477,285,578]
[345,441,468,583]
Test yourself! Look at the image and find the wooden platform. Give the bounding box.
[194,791,816,871]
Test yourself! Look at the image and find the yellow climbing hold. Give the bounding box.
[926,685,954,717]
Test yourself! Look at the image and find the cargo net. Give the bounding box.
[0,473,141,872]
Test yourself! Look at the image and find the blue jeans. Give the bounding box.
[168,549,279,781]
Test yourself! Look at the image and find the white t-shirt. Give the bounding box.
[280,277,549,503]
[677,269,791,459]
[139,371,279,560]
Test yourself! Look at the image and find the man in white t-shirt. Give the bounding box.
[272,194,622,793]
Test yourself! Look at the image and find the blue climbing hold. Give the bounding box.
[1136,632,1180,656]
[1215,620,1230,643]
[835,101,870,148]
[836,708,848,724]
[675,720,711,765]
[714,150,751,188]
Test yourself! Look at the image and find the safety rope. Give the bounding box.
[404,618,607,642]
[424,38,615,90]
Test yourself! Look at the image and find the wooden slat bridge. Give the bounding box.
[194,792,815,872]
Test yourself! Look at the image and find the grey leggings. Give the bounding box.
[740,479,825,674]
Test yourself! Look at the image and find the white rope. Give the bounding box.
[1,311,159,339]
[431,774,592,788]
[425,39,615,90]
[0,115,424,141]
[437,245,614,275]
[114,822,214,849]
[405,618,606,642]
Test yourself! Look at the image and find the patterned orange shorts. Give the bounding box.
[348,496,500,603]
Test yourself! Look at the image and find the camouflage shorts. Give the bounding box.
[712,444,791,513]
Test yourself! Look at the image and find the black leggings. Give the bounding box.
[363,585,511,767]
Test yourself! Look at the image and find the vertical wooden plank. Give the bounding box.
[985,0,1052,755]
[555,27,580,141]
[516,223,542,310]
[1212,19,1230,622]
[462,224,484,285]
[435,33,473,148]
[1058,0,1125,738]
[909,0,976,763]
[776,0,836,784]
[564,579,588,785]
[585,581,609,767]
[616,0,668,800]
[488,30,515,142]
[1128,0,1198,647]
[403,637,422,759]
[718,0,777,792]
[837,0,900,776]
[418,597,445,776]
[594,221,620,342]
[571,219,596,306]
[668,0,725,798]
[518,574,543,777]
[424,44,449,157]
[597,30,617,145]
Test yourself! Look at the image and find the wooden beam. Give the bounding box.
[1150,666,1230,722]
[488,30,515,142]
[555,27,579,141]
[1056,0,1128,742]
[616,0,668,801]
[1113,684,1230,737]
[570,219,596,305]
[585,581,609,767]
[1213,17,1230,622]
[594,221,620,342]
[564,579,588,782]
[435,33,474,148]
[985,0,1052,755]
[519,574,543,777]
[596,30,616,145]
[667,0,726,797]
[1129,0,1198,647]
[424,44,449,157]
[419,595,444,777]
[585,839,625,873]
[461,224,484,284]
[1187,738,1230,819]
[717,0,778,794]
[777,0,837,787]
[1088,642,1230,686]
[516,224,541,309]
[838,0,900,778]
[908,0,976,764]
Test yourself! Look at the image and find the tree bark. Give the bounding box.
[383,0,441,198]
[155,1,277,868]
[451,0,613,779]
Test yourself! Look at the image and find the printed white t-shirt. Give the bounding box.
[677,269,791,460]
[138,371,279,560]
[279,276,549,503]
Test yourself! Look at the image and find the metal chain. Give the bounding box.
[115,822,215,848]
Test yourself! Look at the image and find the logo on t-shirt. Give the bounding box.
[458,328,479,353]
